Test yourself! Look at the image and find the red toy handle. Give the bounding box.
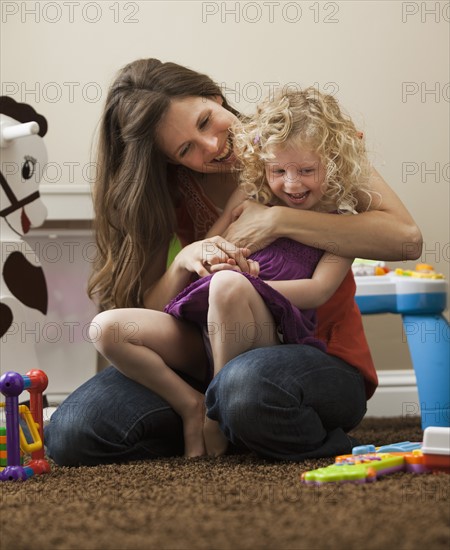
[25,370,48,461]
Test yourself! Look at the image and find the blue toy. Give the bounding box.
[354,267,449,429]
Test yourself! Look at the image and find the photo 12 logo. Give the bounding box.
[1,159,99,185]
[1,81,103,105]
[201,1,340,24]
[403,317,450,345]
[218,81,340,105]
[402,82,450,103]
[402,2,450,23]
[1,1,140,24]
[402,162,450,183]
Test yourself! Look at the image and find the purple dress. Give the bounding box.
[164,238,326,352]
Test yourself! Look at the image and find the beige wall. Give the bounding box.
[2,1,449,370]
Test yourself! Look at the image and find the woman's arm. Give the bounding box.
[142,237,245,310]
[205,188,247,237]
[142,243,187,311]
[266,253,354,310]
[223,168,423,261]
[204,188,259,275]
[143,190,254,311]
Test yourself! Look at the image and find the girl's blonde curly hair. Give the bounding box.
[232,87,372,212]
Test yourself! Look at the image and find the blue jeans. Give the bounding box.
[44,345,367,465]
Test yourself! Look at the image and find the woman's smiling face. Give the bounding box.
[156,95,239,173]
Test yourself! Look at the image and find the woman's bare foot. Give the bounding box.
[203,417,228,457]
[182,396,206,457]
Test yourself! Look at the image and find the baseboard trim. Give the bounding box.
[367,369,420,417]
[40,184,93,220]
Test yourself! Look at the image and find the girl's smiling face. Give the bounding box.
[156,95,239,173]
[265,144,327,210]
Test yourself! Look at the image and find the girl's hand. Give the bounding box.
[174,236,257,278]
[222,200,278,253]
[209,258,260,277]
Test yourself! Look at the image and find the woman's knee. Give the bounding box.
[205,350,285,430]
[206,345,333,434]
[44,406,97,466]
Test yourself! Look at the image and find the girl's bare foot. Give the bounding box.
[182,396,206,457]
[203,417,228,457]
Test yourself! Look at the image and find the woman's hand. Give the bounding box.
[209,258,260,277]
[174,236,259,278]
[222,200,278,253]
[143,235,259,311]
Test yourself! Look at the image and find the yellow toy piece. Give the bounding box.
[395,263,444,279]
[0,403,43,457]
[416,263,435,273]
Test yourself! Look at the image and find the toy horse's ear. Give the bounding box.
[0,121,40,148]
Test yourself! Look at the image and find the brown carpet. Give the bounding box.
[1,417,449,550]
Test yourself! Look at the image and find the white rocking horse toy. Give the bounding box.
[0,96,49,376]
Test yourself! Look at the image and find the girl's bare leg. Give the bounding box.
[90,309,209,457]
[204,271,280,456]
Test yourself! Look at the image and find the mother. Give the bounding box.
[44,58,422,465]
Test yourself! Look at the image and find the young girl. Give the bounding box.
[163,87,372,455]
[90,86,372,458]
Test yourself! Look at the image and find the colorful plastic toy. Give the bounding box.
[301,451,424,485]
[394,264,445,279]
[301,428,450,485]
[352,258,390,277]
[421,426,450,472]
[0,369,50,481]
[354,265,449,429]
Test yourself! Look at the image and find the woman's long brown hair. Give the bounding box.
[88,59,238,310]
